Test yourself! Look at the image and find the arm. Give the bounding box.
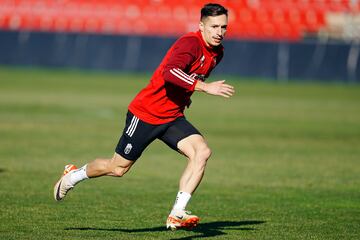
[162,37,201,91]
[195,80,235,98]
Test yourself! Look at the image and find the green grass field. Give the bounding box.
[0,66,359,239]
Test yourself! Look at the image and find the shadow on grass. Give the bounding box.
[0,168,6,174]
[65,220,265,239]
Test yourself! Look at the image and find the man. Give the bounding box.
[54,3,234,230]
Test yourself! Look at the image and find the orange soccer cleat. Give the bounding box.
[53,164,77,201]
[166,210,200,230]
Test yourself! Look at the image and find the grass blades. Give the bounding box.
[0,66,359,239]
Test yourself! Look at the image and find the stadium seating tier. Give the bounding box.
[0,0,358,41]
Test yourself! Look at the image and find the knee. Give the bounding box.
[112,166,129,177]
[107,157,133,177]
[200,144,212,160]
[201,146,212,160]
[195,144,212,164]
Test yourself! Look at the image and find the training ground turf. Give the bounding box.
[0,66,359,239]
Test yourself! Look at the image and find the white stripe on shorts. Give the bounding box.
[126,116,139,137]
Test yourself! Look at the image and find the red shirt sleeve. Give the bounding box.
[162,36,202,91]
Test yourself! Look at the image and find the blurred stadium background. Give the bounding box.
[0,0,359,81]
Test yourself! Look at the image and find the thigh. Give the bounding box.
[115,111,162,161]
[159,117,202,152]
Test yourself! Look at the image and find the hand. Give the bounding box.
[196,80,235,98]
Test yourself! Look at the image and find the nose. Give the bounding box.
[217,27,222,36]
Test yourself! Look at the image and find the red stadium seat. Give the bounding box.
[0,0,354,41]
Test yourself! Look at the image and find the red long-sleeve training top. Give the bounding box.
[128,30,224,124]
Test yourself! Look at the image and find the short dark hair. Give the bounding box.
[200,3,228,20]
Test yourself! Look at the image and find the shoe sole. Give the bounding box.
[181,217,200,229]
[54,165,77,201]
[53,176,64,201]
[166,216,200,230]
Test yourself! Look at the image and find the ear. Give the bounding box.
[199,21,204,32]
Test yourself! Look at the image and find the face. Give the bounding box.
[199,14,228,47]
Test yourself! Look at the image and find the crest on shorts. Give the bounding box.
[124,143,133,154]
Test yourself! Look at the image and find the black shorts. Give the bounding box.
[115,111,201,161]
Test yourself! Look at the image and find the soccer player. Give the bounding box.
[54,3,234,230]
